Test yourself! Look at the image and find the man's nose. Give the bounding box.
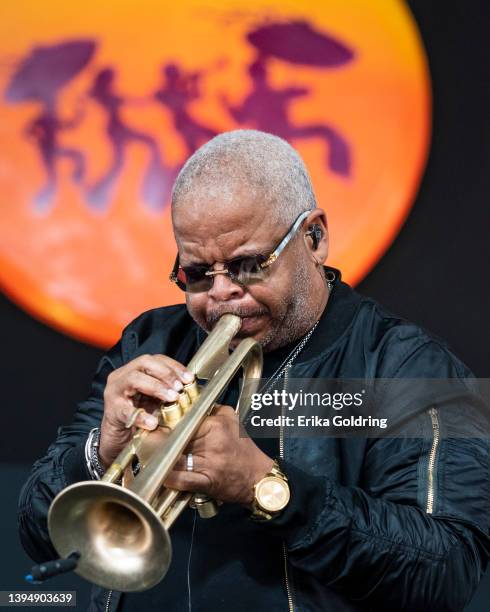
[207,270,245,301]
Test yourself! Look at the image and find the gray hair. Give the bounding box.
[171,129,317,225]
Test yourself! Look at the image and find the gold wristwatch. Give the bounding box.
[250,459,290,520]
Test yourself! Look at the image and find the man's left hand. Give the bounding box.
[164,404,273,505]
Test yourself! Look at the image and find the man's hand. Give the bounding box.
[164,404,274,505]
[100,354,194,468]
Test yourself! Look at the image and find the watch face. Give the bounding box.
[256,476,290,512]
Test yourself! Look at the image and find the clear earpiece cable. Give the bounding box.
[187,509,197,612]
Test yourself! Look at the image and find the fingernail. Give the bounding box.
[182,371,194,383]
[144,415,158,428]
[173,380,184,391]
[166,389,179,401]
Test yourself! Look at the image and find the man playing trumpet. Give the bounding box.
[19,130,489,611]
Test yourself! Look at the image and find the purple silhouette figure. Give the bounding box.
[222,21,355,176]
[154,63,218,154]
[4,40,95,211]
[24,99,85,210]
[87,68,172,211]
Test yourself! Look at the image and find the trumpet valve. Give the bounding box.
[160,402,182,428]
[184,379,199,401]
[190,494,220,519]
[178,391,192,414]
[161,380,199,426]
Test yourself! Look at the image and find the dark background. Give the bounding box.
[1,0,489,609]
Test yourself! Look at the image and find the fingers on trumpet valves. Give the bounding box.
[161,377,199,428]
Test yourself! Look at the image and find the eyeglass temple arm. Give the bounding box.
[260,209,313,269]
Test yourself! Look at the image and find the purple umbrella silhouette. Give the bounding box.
[4,39,96,211]
[246,21,354,67]
[5,40,96,103]
[222,21,354,176]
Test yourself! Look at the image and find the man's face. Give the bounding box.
[172,187,321,351]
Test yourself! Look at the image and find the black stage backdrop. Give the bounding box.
[1,1,489,609]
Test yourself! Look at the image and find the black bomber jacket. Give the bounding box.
[18,270,490,611]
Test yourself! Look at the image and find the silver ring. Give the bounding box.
[186,453,194,472]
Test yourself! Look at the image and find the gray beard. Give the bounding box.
[260,260,324,353]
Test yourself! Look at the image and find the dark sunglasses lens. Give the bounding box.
[179,266,213,293]
[228,256,267,284]
[175,256,269,292]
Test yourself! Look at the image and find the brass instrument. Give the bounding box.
[47,314,263,592]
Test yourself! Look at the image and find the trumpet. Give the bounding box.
[47,314,263,592]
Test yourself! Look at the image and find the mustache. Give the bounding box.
[205,306,269,328]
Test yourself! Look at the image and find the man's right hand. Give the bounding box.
[99,354,194,469]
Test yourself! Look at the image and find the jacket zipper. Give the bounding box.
[105,590,113,612]
[281,368,295,612]
[426,407,440,514]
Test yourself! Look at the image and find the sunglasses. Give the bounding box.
[170,209,314,293]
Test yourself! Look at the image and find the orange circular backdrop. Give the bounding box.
[0,0,430,347]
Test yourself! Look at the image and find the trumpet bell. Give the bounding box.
[48,481,171,592]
